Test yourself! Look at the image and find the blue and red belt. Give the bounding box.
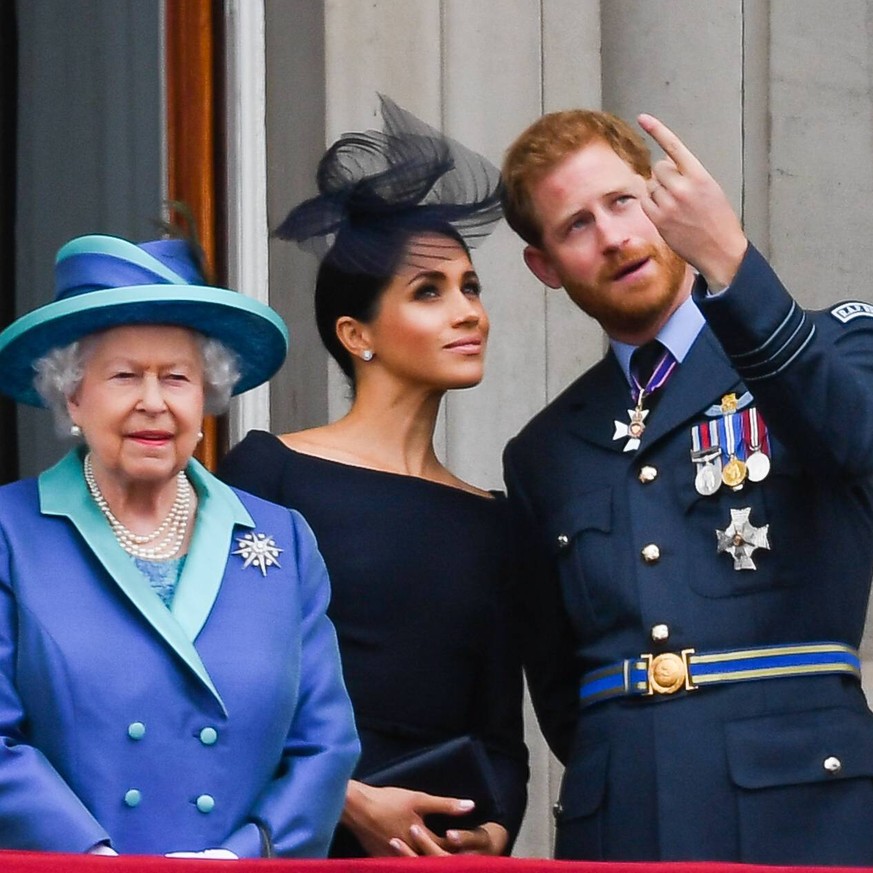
[579,642,861,707]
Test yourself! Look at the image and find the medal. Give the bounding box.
[716,507,770,570]
[613,346,677,452]
[614,404,649,452]
[746,451,770,482]
[691,439,722,496]
[690,422,723,495]
[719,413,747,490]
[743,408,771,483]
[721,457,747,488]
[696,461,722,496]
[692,446,721,497]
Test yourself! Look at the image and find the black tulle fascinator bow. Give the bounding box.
[275,95,503,275]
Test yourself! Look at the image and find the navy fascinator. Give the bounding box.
[275,95,504,275]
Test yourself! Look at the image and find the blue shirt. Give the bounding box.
[610,294,705,389]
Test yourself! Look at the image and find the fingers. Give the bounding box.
[637,113,704,176]
[414,794,476,817]
[445,826,493,854]
[388,837,417,856]
[637,113,748,287]
[392,825,449,856]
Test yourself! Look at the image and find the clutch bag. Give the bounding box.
[362,735,503,835]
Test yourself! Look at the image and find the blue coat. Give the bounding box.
[504,246,873,864]
[0,450,359,857]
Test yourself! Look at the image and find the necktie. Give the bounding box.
[614,340,678,451]
[630,339,676,404]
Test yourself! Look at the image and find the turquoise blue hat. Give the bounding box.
[0,234,289,406]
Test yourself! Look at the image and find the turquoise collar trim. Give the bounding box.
[39,450,254,713]
[171,459,254,642]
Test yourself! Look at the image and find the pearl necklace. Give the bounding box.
[83,453,192,560]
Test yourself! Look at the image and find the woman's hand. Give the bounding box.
[391,821,509,856]
[342,780,475,857]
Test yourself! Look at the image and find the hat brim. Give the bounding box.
[0,284,289,406]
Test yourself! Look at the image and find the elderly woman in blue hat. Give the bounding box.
[0,234,359,858]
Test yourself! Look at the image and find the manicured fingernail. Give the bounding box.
[447,830,461,843]
[389,838,404,852]
[458,799,475,811]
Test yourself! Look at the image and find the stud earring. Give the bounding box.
[197,431,204,441]
[361,350,374,362]
[70,424,82,438]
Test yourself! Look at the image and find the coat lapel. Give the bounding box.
[566,353,636,452]
[171,460,254,644]
[38,452,254,714]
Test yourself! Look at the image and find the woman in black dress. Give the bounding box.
[218,96,527,858]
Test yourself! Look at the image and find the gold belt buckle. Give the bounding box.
[642,648,697,695]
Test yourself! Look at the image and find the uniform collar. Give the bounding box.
[38,449,254,713]
[610,295,705,388]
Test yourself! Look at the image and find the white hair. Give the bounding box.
[33,330,241,437]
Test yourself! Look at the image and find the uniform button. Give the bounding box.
[651,624,670,642]
[196,794,216,813]
[639,465,658,483]
[556,534,570,549]
[641,543,661,563]
[127,721,146,740]
[124,789,142,808]
[552,801,563,819]
[823,756,842,774]
[199,727,218,746]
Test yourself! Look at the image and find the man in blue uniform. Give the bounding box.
[501,109,873,864]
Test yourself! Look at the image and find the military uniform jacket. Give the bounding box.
[504,245,873,864]
[0,450,359,857]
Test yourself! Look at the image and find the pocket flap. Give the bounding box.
[557,741,609,820]
[545,488,612,555]
[726,707,873,789]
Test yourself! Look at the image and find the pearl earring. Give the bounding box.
[361,350,374,362]
[197,431,204,441]
[70,425,82,438]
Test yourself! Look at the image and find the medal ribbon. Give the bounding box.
[743,407,770,455]
[708,419,719,453]
[718,412,746,462]
[692,420,720,460]
[631,348,677,403]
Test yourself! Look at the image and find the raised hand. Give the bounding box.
[638,113,748,291]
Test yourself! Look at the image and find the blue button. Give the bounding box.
[124,789,142,808]
[127,722,146,740]
[195,794,215,813]
[199,727,218,746]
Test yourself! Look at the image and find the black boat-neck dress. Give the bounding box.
[218,430,528,856]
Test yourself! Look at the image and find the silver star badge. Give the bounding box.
[716,507,770,570]
[613,408,649,452]
[232,532,283,577]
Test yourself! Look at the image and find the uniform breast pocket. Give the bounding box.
[726,706,873,864]
[679,463,805,599]
[544,488,613,635]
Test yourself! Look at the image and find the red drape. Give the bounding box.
[0,853,867,873]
